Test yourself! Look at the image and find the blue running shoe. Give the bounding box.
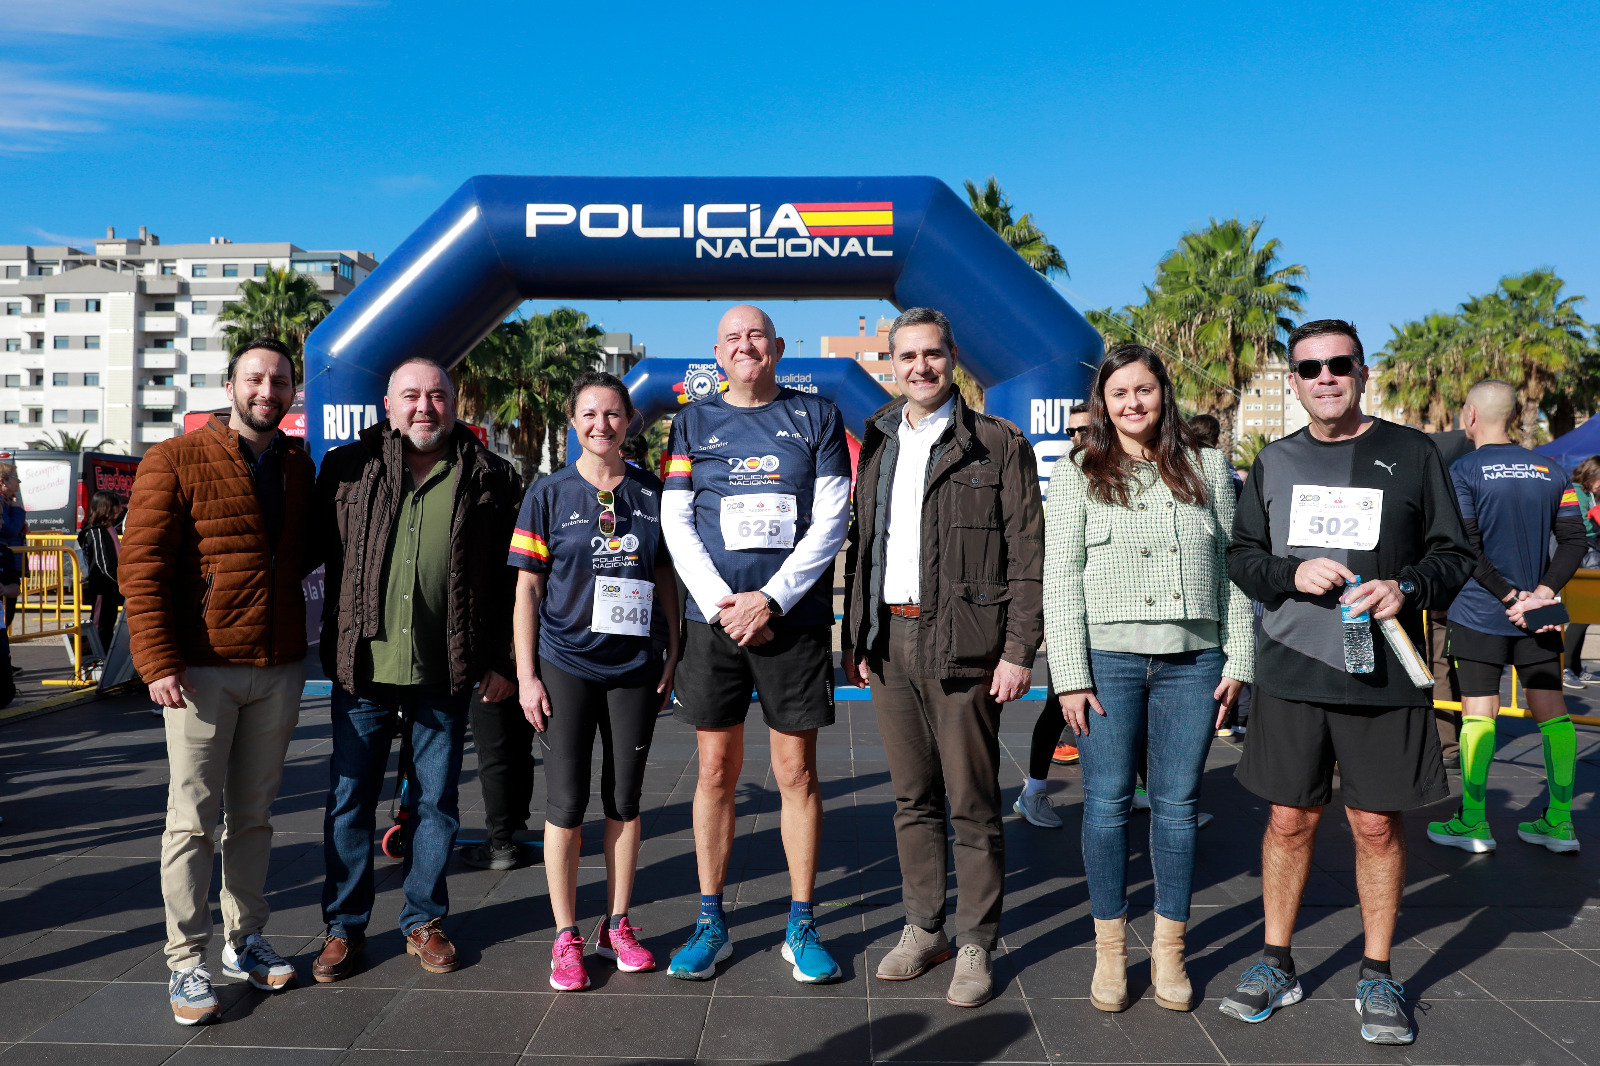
[1355,973,1415,1045]
[782,917,841,984]
[168,965,218,1026]
[668,914,731,980]
[1218,960,1303,1023]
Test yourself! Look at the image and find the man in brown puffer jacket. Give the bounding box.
[120,338,316,1025]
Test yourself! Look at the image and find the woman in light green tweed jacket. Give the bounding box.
[1043,344,1254,1016]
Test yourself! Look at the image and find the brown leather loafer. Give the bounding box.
[312,932,363,984]
[405,919,459,973]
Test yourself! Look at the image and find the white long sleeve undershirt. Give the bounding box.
[662,474,852,623]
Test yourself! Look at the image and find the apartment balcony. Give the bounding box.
[140,312,180,332]
[140,389,178,409]
[140,351,180,370]
[16,312,43,320]
[138,424,179,443]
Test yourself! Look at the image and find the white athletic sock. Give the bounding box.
[1023,777,1048,796]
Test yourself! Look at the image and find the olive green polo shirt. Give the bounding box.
[360,458,456,686]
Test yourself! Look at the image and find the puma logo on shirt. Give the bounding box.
[1374,460,1397,475]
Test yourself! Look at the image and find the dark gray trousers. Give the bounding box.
[869,613,1005,951]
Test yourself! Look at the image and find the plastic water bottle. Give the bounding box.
[1341,574,1376,675]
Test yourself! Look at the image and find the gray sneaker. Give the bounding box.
[877,924,951,981]
[1563,669,1587,690]
[1012,790,1062,828]
[168,965,218,1026]
[945,944,993,1008]
[1355,972,1414,1045]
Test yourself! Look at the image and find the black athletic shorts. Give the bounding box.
[1447,621,1564,695]
[1235,692,1449,811]
[673,620,835,732]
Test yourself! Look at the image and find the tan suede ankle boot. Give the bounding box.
[1151,915,1193,1010]
[1091,916,1129,1012]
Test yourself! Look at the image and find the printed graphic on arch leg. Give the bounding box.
[303,176,1102,469]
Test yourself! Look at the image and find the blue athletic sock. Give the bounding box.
[789,899,813,923]
[699,894,724,922]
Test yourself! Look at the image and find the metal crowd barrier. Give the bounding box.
[7,543,93,686]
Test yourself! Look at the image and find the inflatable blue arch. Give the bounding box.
[302,176,1102,474]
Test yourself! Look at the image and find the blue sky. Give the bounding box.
[4,0,1597,362]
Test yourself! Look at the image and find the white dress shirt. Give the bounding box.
[882,395,956,605]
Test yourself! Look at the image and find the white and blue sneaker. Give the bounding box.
[667,915,732,980]
[168,965,218,1026]
[222,933,296,991]
[1355,972,1415,1045]
[1218,959,1303,1023]
[782,917,841,984]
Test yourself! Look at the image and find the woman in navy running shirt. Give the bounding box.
[508,371,678,991]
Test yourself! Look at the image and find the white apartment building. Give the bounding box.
[1236,356,1309,442]
[0,227,377,454]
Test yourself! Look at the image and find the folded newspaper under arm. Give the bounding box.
[1380,617,1435,689]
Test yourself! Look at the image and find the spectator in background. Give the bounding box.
[620,434,648,469]
[1428,430,1475,765]
[0,461,27,631]
[77,490,125,656]
[1014,402,1090,829]
[1561,455,1600,689]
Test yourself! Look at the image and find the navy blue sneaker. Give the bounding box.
[781,917,841,984]
[1356,973,1415,1045]
[1218,960,1303,1023]
[668,914,731,980]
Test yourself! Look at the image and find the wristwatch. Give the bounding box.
[1398,580,1416,597]
[762,593,783,617]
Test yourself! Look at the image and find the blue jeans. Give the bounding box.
[323,683,469,937]
[1077,647,1222,922]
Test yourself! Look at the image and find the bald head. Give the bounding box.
[713,304,784,400]
[716,304,776,342]
[1462,379,1516,445]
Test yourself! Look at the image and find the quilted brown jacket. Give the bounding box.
[119,415,317,683]
[315,420,521,697]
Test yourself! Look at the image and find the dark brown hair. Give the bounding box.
[1572,456,1600,493]
[565,370,635,422]
[85,490,123,528]
[1288,318,1363,363]
[1070,343,1207,507]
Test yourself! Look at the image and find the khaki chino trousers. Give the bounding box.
[161,661,305,970]
[869,613,1005,951]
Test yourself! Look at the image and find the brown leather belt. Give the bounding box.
[887,603,921,618]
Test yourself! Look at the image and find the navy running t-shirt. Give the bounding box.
[1448,443,1580,637]
[508,464,669,685]
[664,387,850,627]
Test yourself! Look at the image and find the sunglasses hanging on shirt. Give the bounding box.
[596,488,616,536]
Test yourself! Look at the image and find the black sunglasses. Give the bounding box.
[1292,355,1362,380]
[1064,425,1089,438]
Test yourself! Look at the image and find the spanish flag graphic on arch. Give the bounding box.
[791,202,894,236]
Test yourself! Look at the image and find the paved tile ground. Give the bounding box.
[1,680,1597,1065]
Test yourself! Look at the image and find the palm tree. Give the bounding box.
[454,307,604,473]
[530,307,605,467]
[963,177,1068,277]
[25,429,122,452]
[1374,313,1471,431]
[959,177,1070,410]
[1232,431,1272,470]
[1140,218,1306,453]
[1457,270,1588,447]
[216,266,333,373]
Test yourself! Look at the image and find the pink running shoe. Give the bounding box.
[595,917,655,973]
[549,930,590,991]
